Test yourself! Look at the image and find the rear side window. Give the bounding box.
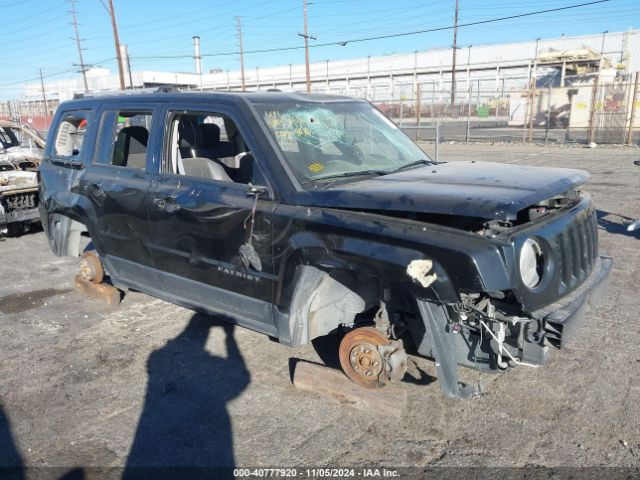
[95,110,152,170]
[0,126,20,149]
[53,111,90,158]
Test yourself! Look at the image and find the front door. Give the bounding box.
[147,108,277,334]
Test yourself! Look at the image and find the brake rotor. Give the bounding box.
[339,327,391,389]
[79,251,104,284]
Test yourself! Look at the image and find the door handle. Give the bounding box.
[86,183,105,199]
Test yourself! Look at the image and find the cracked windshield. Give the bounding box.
[255,102,431,187]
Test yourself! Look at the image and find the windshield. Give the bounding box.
[0,127,20,150]
[253,101,430,188]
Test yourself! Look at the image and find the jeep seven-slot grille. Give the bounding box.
[557,210,598,293]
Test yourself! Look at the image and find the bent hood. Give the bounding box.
[305,161,590,221]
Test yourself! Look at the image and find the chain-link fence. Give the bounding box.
[372,74,639,147]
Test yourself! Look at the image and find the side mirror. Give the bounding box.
[634,160,640,167]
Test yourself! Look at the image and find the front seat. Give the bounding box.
[112,126,148,169]
[177,116,202,158]
[181,157,232,182]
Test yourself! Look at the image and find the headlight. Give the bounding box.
[519,238,544,289]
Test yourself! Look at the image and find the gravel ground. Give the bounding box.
[0,143,639,478]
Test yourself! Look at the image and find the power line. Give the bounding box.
[131,0,612,60]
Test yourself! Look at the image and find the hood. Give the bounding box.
[304,161,590,221]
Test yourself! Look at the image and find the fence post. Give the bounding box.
[587,75,600,144]
[466,81,472,143]
[626,72,639,146]
[435,122,440,162]
[415,83,421,127]
[544,83,552,145]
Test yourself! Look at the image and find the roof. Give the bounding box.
[63,90,362,108]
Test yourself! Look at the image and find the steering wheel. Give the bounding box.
[332,138,364,165]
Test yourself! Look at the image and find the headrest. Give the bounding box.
[119,126,148,154]
[178,117,202,148]
[200,123,221,147]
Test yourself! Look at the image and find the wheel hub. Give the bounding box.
[349,342,383,378]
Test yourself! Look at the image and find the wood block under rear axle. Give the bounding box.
[292,360,407,418]
[74,275,122,306]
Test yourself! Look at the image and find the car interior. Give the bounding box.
[169,113,254,184]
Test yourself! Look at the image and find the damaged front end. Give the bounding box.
[0,169,40,236]
[408,192,612,398]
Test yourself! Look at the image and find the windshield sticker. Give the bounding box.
[308,163,324,173]
[265,108,344,150]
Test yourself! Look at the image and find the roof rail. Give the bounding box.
[72,86,182,99]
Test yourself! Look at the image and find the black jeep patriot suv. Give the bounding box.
[39,91,612,397]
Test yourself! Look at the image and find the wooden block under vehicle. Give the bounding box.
[74,275,122,306]
[292,360,407,418]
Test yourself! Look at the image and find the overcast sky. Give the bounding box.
[0,0,638,99]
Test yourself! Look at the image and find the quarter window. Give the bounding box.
[95,110,152,170]
[53,111,90,158]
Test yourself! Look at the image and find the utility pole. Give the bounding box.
[236,17,246,91]
[450,0,459,107]
[69,0,89,92]
[298,0,316,93]
[101,0,125,90]
[39,69,48,123]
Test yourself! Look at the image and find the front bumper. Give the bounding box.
[533,255,613,350]
[0,207,40,224]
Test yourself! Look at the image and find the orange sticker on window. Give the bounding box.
[308,163,324,173]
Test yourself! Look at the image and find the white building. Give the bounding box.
[21,29,640,105]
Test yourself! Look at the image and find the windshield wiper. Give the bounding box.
[386,158,439,174]
[302,169,387,189]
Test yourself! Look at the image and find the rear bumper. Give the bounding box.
[533,255,613,349]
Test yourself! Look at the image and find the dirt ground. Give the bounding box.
[1,143,639,477]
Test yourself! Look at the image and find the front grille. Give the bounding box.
[556,210,598,294]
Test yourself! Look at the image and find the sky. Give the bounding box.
[0,0,638,99]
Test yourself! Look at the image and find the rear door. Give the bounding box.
[79,103,161,289]
[147,104,278,334]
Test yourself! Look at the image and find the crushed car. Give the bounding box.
[0,120,44,236]
[38,91,612,397]
[0,119,45,171]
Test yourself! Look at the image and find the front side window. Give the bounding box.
[253,101,430,188]
[95,110,152,169]
[165,111,260,185]
[53,111,90,158]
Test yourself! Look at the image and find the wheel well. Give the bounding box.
[46,213,88,257]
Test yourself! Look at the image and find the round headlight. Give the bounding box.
[519,238,544,289]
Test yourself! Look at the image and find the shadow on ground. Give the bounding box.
[0,404,24,480]
[122,313,250,480]
[596,210,638,237]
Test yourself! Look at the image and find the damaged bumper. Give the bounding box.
[535,255,613,350]
[0,207,40,224]
[416,255,613,399]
